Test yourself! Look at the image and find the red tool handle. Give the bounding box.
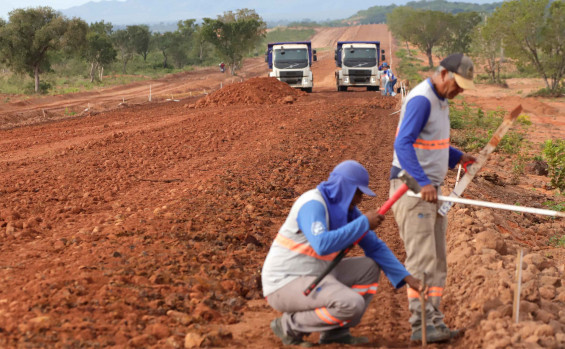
[377,183,408,214]
[462,160,475,173]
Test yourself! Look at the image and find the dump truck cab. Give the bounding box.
[265,41,317,93]
[335,41,385,91]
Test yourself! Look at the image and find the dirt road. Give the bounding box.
[0,24,563,348]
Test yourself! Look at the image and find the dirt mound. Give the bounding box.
[194,77,306,108]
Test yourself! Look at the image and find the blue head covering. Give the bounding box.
[317,160,376,230]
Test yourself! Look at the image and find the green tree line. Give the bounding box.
[351,0,502,25]
[387,0,565,94]
[0,7,265,93]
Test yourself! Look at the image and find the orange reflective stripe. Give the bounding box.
[315,308,335,325]
[315,307,347,327]
[413,138,450,150]
[407,288,420,299]
[408,286,443,298]
[274,234,338,261]
[322,307,347,327]
[352,283,379,295]
[428,286,443,297]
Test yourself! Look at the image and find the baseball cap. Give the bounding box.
[332,160,376,197]
[382,62,388,67]
[440,53,475,89]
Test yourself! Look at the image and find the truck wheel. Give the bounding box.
[341,86,348,92]
[303,88,313,93]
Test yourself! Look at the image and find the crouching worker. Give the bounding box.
[261,160,425,346]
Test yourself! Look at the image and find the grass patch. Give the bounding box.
[450,103,530,155]
[394,48,425,86]
[548,234,565,248]
[527,87,565,98]
[543,199,565,212]
[0,52,195,96]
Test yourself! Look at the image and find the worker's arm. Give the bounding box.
[448,146,463,168]
[394,95,432,187]
[297,200,370,256]
[359,231,410,288]
[345,208,410,289]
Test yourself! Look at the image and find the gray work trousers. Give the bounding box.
[390,178,447,331]
[266,257,381,339]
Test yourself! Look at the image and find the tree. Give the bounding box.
[112,29,134,74]
[201,9,266,75]
[471,20,504,84]
[151,19,197,69]
[387,7,417,56]
[152,31,176,68]
[128,25,150,61]
[387,7,452,67]
[0,7,87,93]
[83,21,116,82]
[489,0,565,92]
[440,12,482,56]
[90,20,113,37]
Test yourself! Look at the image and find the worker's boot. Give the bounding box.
[436,323,461,339]
[410,325,451,343]
[270,317,313,347]
[319,328,369,345]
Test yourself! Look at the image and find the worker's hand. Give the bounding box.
[404,275,428,295]
[365,211,384,230]
[420,184,437,203]
[459,153,476,165]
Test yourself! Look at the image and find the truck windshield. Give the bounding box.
[274,48,308,69]
[343,48,377,68]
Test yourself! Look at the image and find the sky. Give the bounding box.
[0,0,116,19]
[0,0,501,21]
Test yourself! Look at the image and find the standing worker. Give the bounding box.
[389,53,476,343]
[262,160,425,347]
[382,64,397,96]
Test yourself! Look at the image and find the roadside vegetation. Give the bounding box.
[386,0,565,96]
[0,7,266,95]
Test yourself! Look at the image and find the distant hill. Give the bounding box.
[58,0,504,31]
[60,0,381,26]
[346,0,503,25]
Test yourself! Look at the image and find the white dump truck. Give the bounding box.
[335,41,385,91]
[265,41,317,93]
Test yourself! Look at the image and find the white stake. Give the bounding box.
[407,192,565,217]
[149,84,152,102]
[455,164,463,188]
[513,249,523,323]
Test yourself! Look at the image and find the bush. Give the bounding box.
[528,87,565,98]
[543,139,565,192]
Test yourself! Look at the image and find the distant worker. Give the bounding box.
[389,53,476,343]
[262,160,425,346]
[220,62,225,73]
[382,63,397,96]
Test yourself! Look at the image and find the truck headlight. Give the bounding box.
[344,77,349,83]
[303,78,308,85]
[371,77,376,83]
